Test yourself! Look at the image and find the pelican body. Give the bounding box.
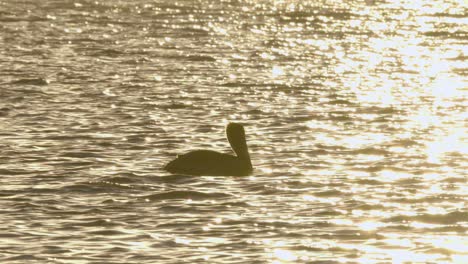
[164,123,253,176]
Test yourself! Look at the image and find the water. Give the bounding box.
[0,0,466,263]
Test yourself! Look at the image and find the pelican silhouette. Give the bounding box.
[164,123,253,176]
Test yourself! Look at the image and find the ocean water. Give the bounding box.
[0,0,466,263]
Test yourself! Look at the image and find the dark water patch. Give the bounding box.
[314,210,345,216]
[9,78,49,86]
[60,151,104,158]
[0,14,48,22]
[390,195,463,204]
[162,54,216,62]
[1,254,47,261]
[353,179,385,185]
[156,221,201,229]
[158,102,194,110]
[282,180,324,188]
[0,107,11,117]
[25,188,57,195]
[41,134,96,141]
[59,161,97,168]
[103,246,131,253]
[385,211,467,225]
[442,177,466,183]
[423,30,467,39]
[447,54,468,61]
[358,106,399,115]
[313,189,345,197]
[348,147,389,155]
[157,205,198,214]
[59,182,121,193]
[0,169,37,176]
[41,246,71,254]
[87,229,127,236]
[0,232,19,238]
[124,134,148,144]
[185,55,216,62]
[422,247,457,256]
[219,201,251,207]
[73,219,120,227]
[358,165,386,173]
[89,48,125,57]
[427,12,467,18]
[142,190,231,201]
[353,203,389,210]
[155,175,198,184]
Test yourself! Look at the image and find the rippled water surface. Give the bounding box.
[1,0,467,263]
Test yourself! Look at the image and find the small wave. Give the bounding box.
[42,135,94,141]
[100,175,139,184]
[60,151,103,158]
[442,177,466,183]
[156,175,197,184]
[185,55,216,62]
[354,179,385,185]
[0,169,36,175]
[219,201,251,207]
[329,99,355,105]
[59,181,132,193]
[90,48,124,57]
[313,189,344,197]
[73,219,119,227]
[60,183,101,193]
[359,106,398,114]
[424,30,466,39]
[87,229,127,236]
[142,190,231,200]
[320,229,385,240]
[349,147,389,155]
[159,103,192,110]
[391,195,462,204]
[0,232,19,238]
[390,139,421,147]
[0,15,47,22]
[10,78,49,86]
[314,209,345,216]
[0,107,11,117]
[385,211,467,225]
[41,246,71,254]
[2,254,46,261]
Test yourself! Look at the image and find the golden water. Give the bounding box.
[0,0,466,263]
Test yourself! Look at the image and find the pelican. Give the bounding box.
[164,123,253,176]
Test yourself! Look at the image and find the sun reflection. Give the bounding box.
[271,66,285,77]
[357,221,386,231]
[174,237,191,245]
[425,129,466,163]
[272,249,298,262]
[429,236,468,254]
[376,170,413,182]
[409,222,441,229]
[126,241,151,251]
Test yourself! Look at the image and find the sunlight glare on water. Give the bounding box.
[0,0,466,263]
